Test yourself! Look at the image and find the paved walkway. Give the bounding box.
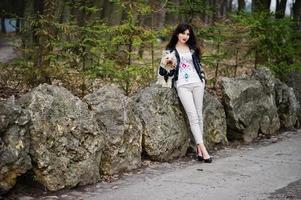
[7,129,301,200]
[86,130,301,200]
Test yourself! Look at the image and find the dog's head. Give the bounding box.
[160,50,177,72]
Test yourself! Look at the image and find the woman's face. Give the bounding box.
[177,29,190,44]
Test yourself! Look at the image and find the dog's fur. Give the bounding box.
[156,50,177,88]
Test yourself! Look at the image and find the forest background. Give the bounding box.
[0,0,300,97]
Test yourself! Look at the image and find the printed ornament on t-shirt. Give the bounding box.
[176,51,202,88]
[179,54,194,81]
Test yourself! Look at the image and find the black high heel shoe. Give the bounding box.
[197,155,204,161]
[196,148,204,161]
[204,157,212,163]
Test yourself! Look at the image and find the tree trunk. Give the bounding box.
[14,0,25,33]
[16,19,21,33]
[293,0,301,30]
[54,0,66,22]
[213,0,218,20]
[149,0,166,29]
[33,0,56,85]
[215,0,227,18]
[22,0,34,47]
[32,0,44,44]
[95,0,105,19]
[102,0,114,24]
[15,0,26,17]
[266,0,272,11]
[238,0,246,12]
[165,0,180,25]
[201,0,209,23]
[227,0,233,14]
[207,0,214,23]
[276,0,287,18]
[1,18,6,33]
[108,3,123,25]
[252,0,271,12]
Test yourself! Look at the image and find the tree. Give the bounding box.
[1,18,6,33]
[17,0,74,87]
[217,0,228,19]
[275,0,287,18]
[169,0,208,23]
[252,0,271,12]
[165,0,181,25]
[238,0,246,12]
[293,0,301,30]
[227,0,233,13]
[0,0,25,32]
[235,12,301,80]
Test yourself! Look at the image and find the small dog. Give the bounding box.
[156,50,177,88]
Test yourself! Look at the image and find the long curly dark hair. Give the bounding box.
[166,23,200,58]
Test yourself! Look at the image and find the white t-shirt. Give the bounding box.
[176,51,202,88]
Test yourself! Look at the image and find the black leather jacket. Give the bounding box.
[159,48,205,88]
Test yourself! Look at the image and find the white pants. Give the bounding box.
[177,81,205,144]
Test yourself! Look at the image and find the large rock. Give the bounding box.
[274,79,299,128]
[251,67,275,96]
[17,84,105,191]
[252,68,299,128]
[83,85,142,175]
[221,76,280,142]
[131,85,190,161]
[203,91,228,148]
[287,72,301,122]
[0,97,31,193]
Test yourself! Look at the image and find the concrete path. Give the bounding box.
[9,129,301,200]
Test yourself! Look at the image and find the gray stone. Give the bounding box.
[131,85,190,161]
[41,196,60,200]
[221,76,280,142]
[251,67,275,95]
[17,84,105,191]
[274,79,299,128]
[203,91,228,148]
[83,85,143,175]
[0,97,32,193]
[17,196,35,200]
[287,72,301,122]
[252,67,299,128]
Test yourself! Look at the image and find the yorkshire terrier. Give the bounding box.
[156,50,177,88]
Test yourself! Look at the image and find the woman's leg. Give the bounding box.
[177,85,203,147]
[192,82,211,159]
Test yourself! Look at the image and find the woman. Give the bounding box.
[159,23,212,163]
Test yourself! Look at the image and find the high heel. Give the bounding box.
[197,155,204,161]
[196,148,203,162]
[204,157,212,163]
